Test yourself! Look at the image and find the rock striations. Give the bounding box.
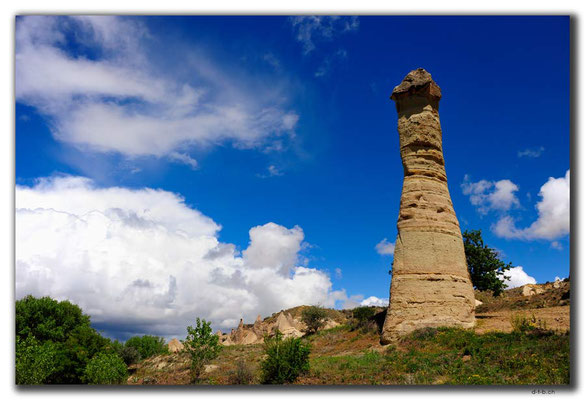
[381,68,475,344]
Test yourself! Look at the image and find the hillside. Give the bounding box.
[127,281,570,385]
[474,279,570,334]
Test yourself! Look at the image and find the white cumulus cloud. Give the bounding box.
[243,223,304,276]
[360,296,389,307]
[492,170,570,240]
[16,175,348,340]
[375,238,395,256]
[500,266,537,289]
[461,176,520,214]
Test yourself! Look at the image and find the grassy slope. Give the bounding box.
[129,325,569,385]
[128,283,571,385]
[302,326,569,385]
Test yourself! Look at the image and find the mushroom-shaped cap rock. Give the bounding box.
[391,68,442,101]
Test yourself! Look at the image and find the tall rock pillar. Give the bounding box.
[381,68,475,344]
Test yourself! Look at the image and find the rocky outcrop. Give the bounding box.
[272,312,304,338]
[217,329,234,346]
[381,68,476,344]
[322,319,341,330]
[217,318,262,346]
[252,314,269,337]
[233,319,246,343]
[168,338,184,353]
[216,310,338,346]
[522,284,546,297]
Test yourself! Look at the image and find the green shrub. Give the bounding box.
[228,360,255,384]
[124,335,168,360]
[261,331,311,384]
[15,336,59,384]
[183,318,222,382]
[510,313,550,335]
[301,306,327,334]
[351,307,376,331]
[120,346,140,365]
[107,339,124,355]
[410,327,439,341]
[83,353,128,384]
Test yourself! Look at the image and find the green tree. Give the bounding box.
[463,229,512,296]
[260,331,311,384]
[62,324,112,382]
[183,318,222,382]
[107,339,123,354]
[301,306,327,334]
[15,336,59,384]
[16,295,90,343]
[124,335,168,360]
[15,295,111,384]
[83,352,128,384]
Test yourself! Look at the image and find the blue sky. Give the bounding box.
[15,16,569,339]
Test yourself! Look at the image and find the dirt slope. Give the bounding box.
[474,279,570,333]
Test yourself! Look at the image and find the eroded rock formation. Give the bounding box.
[381,68,475,344]
[522,284,545,297]
[216,310,339,346]
[168,338,184,353]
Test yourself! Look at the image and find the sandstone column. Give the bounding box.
[380,68,475,344]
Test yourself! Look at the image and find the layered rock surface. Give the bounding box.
[381,68,475,343]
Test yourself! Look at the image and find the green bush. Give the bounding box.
[261,331,311,384]
[15,336,59,384]
[107,339,124,355]
[124,335,168,360]
[120,346,140,365]
[83,352,128,384]
[301,306,327,334]
[510,313,550,335]
[510,314,535,333]
[183,318,222,382]
[351,307,376,331]
[15,295,111,384]
[410,327,439,341]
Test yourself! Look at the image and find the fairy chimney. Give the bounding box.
[381,68,475,343]
[168,338,184,353]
